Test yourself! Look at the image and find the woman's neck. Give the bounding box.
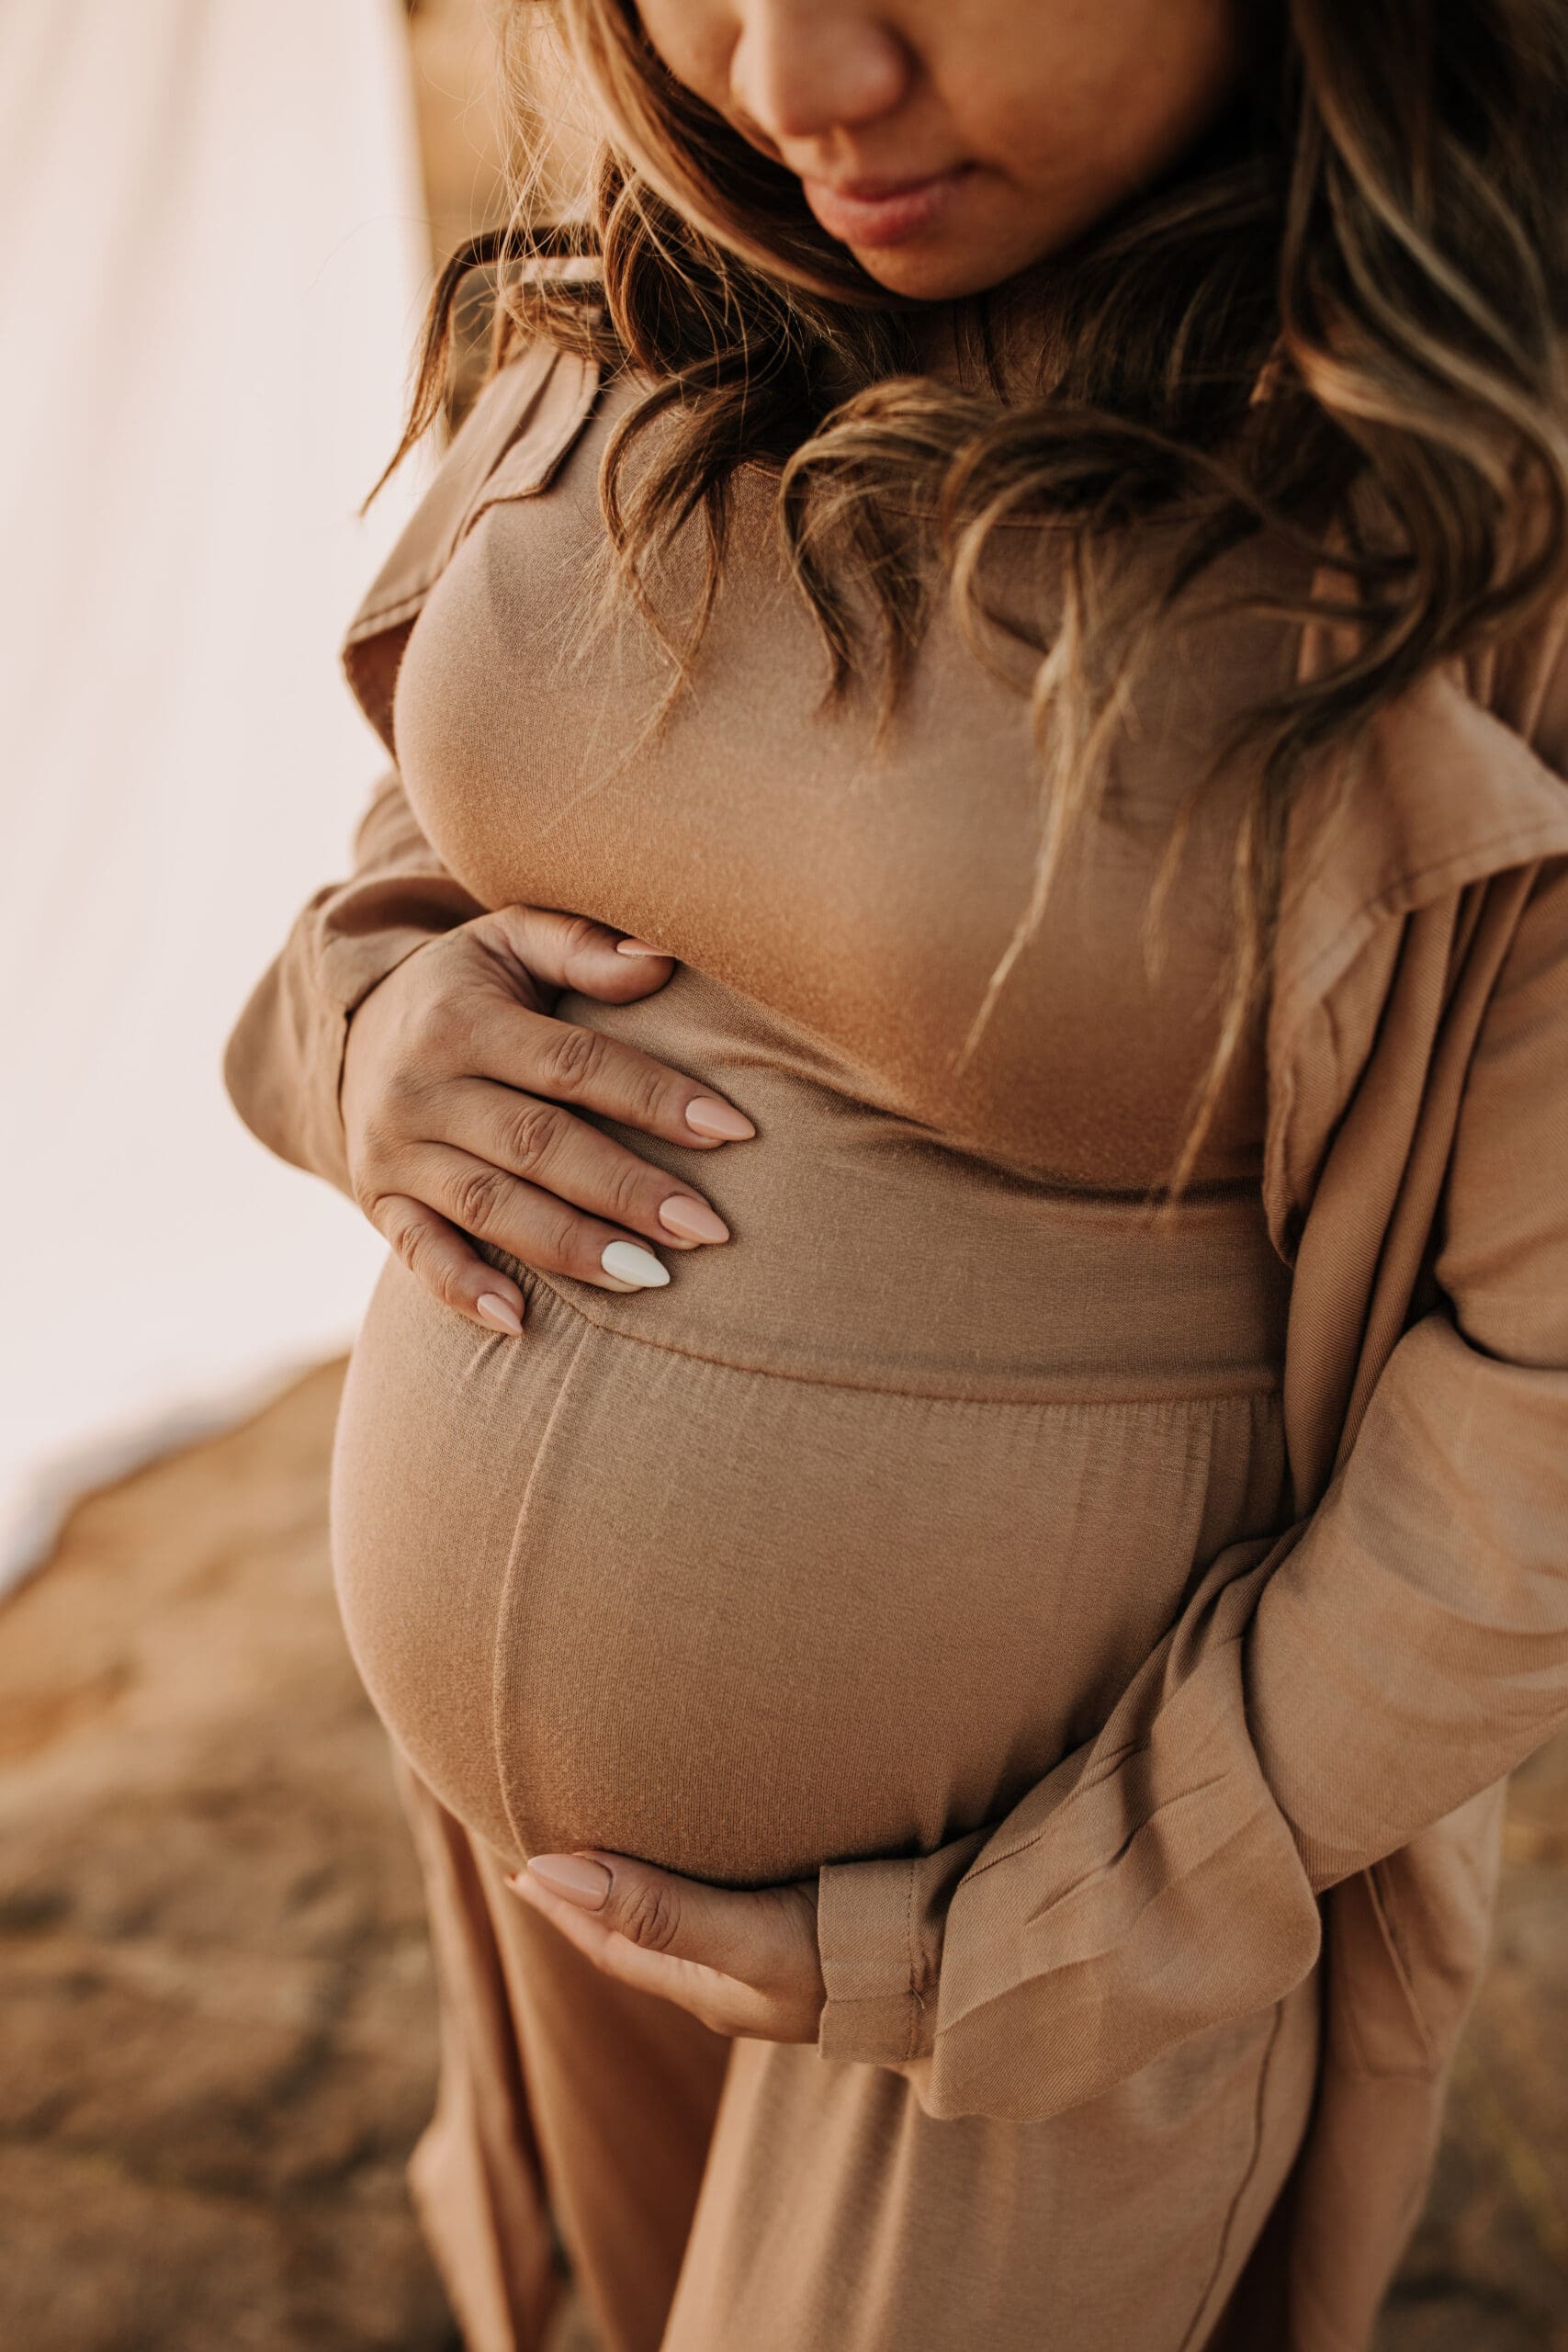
[907,285,1050,401]
[906,303,965,382]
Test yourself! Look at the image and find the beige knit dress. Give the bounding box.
[224,331,1568,2352]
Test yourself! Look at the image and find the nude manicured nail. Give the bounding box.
[476,1294,524,1334]
[685,1096,756,1139]
[524,1854,612,1906]
[601,1240,671,1288]
[615,937,669,957]
[658,1194,729,1243]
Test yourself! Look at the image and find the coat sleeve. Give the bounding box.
[815,852,1568,2120]
[222,767,484,1199]
[221,338,603,1203]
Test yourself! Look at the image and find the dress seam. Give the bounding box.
[515,1269,1284,1410]
[489,1309,597,1860]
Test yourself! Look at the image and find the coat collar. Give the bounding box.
[1265,631,1568,1261]
[340,342,603,753]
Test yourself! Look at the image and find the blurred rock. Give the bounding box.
[406,0,512,266]
[0,1363,1563,2350]
[405,0,596,265]
[404,0,601,430]
[0,1363,457,2352]
[1378,1736,1568,2352]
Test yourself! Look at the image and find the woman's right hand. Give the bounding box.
[338,904,755,1336]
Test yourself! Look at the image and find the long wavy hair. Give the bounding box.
[386,0,1568,1210]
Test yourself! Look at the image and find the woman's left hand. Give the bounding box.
[507,1849,826,2042]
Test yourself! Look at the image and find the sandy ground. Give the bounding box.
[0,1363,1563,2350]
[0,1363,591,2352]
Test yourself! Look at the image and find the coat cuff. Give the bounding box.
[816,1854,931,2064]
[816,1827,988,2067]
[295,933,433,1195]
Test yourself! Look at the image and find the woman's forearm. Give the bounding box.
[222,767,485,1197]
[816,856,1568,2120]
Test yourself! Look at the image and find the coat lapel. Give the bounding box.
[340,344,602,755]
[1249,612,1568,2347]
[1265,660,1568,1277]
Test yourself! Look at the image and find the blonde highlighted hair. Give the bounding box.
[388,0,1568,1209]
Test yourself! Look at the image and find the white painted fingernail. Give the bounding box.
[600,1240,671,1288]
[476,1294,523,1334]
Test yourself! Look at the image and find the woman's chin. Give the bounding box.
[838,222,1057,303]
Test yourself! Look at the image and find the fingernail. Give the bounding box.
[600,1240,671,1287]
[476,1293,524,1334]
[686,1096,755,1140]
[658,1194,729,1243]
[525,1854,612,1907]
[615,937,669,958]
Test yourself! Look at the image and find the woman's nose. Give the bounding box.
[728,4,910,144]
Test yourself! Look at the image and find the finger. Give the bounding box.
[502,1862,771,2031]
[505,1871,776,2034]
[478,905,677,1003]
[527,1906,766,2035]
[403,1143,682,1294]
[370,1193,526,1333]
[468,996,756,1150]
[506,1875,732,2005]
[440,1080,732,1254]
[513,1851,798,1982]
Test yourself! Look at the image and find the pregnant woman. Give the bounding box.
[225,4,1568,2347]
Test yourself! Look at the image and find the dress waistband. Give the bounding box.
[484,1139,1292,1408]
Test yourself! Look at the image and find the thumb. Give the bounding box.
[479,904,675,1002]
[520,1850,790,1976]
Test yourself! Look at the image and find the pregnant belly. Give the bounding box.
[330,1244,1289,1887]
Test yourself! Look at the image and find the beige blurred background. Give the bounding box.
[0,6,1562,2349]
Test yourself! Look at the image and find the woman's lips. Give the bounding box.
[801,164,976,249]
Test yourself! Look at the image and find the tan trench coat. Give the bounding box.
[226,338,1568,2349]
